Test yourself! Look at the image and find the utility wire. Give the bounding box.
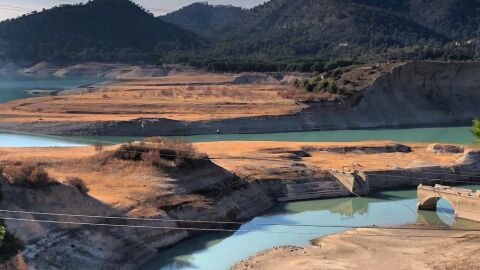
[8,208,479,231]
[2,216,480,236]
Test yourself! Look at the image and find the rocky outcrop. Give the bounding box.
[427,143,465,154]
[300,143,412,154]
[0,177,158,270]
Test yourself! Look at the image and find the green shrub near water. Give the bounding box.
[473,119,480,140]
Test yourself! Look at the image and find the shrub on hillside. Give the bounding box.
[2,164,56,188]
[114,138,203,168]
[65,177,89,195]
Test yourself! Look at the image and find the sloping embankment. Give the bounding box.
[1,61,479,136]
[0,162,273,270]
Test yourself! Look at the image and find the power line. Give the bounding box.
[2,208,480,231]
[2,216,480,236]
[366,173,480,185]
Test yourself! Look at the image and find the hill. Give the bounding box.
[214,0,446,56]
[163,0,479,71]
[0,0,200,63]
[0,0,478,69]
[163,3,246,38]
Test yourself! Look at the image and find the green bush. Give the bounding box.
[0,228,23,262]
[473,119,480,139]
[0,184,23,262]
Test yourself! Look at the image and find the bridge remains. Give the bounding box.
[417,184,480,223]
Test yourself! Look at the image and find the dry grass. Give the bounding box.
[1,140,467,213]
[0,73,304,123]
[0,138,208,211]
[2,163,57,187]
[65,176,89,195]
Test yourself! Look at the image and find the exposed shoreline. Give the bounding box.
[1,61,479,136]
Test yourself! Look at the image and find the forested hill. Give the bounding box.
[162,3,246,39]
[0,0,200,63]
[164,0,479,59]
[0,0,478,69]
[166,0,479,42]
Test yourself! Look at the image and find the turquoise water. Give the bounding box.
[173,126,476,144]
[0,76,102,103]
[0,126,476,147]
[142,187,480,270]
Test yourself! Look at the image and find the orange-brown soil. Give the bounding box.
[195,141,465,180]
[0,141,470,210]
[0,73,304,123]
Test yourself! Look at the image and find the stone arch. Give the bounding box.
[417,188,458,215]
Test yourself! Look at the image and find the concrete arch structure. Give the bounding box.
[417,184,480,223]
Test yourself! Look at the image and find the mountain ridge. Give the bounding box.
[0,0,478,70]
[0,0,201,63]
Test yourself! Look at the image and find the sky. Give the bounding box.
[0,0,267,21]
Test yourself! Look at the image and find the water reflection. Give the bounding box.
[150,232,234,270]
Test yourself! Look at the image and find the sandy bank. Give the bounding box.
[231,226,480,270]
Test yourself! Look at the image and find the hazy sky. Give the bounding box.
[0,0,267,21]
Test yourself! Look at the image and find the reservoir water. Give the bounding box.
[142,187,480,270]
[0,126,476,147]
[0,76,102,103]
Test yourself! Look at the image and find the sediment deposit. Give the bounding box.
[231,226,480,270]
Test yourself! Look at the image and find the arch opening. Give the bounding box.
[418,195,456,225]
